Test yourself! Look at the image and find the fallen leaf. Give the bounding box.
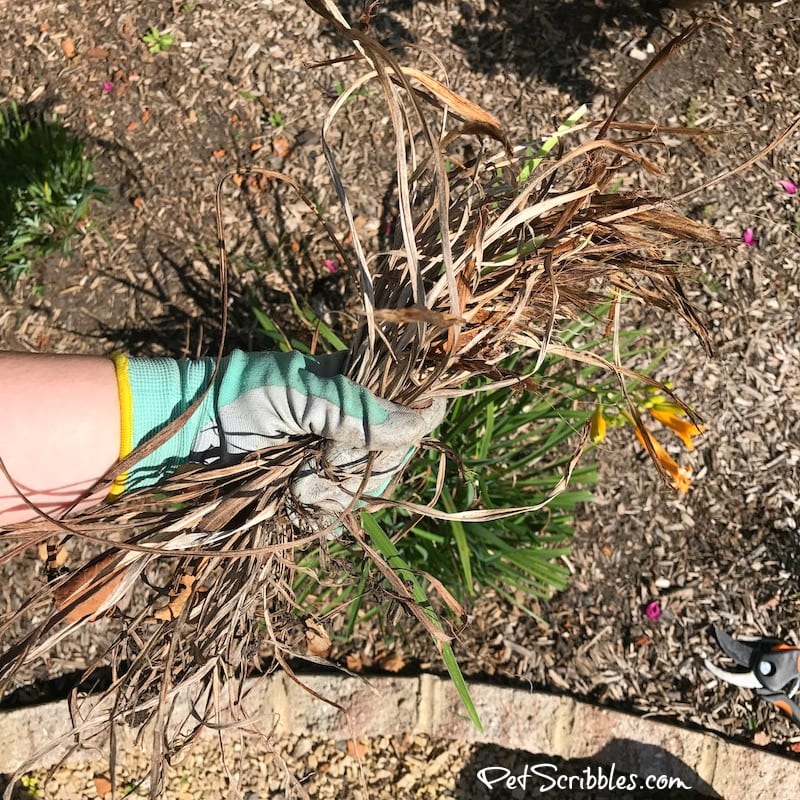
[93,776,112,796]
[250,141,262,152]
[753,731,770,746]
[132,196,144,210]
[633,635,652,647]
[141,108,151,124]
[347,739,368,759]
[231,173,244,187]
[118,13,136,40]
[39,21,50,33]
[378,652,406,672]
[246,173,269,192]
[212,148,226,158]
[152,575,196,621]
[602,545,613,557]
[61,37,76,58]
[127,121,138,131]
[272,136,291,158]
[789,742,800,753]
[345,653,363,673]
[305,619,332,658]
[87,46,109,59]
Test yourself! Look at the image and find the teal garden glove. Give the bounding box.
[109,350,445,514]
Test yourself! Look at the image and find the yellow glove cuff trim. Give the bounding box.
[107,353,134,499]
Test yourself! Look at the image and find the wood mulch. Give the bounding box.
[1,0,799,795]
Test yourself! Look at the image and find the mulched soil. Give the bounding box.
[1,0,799,796]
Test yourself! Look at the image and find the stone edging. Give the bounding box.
[0,673,796,797]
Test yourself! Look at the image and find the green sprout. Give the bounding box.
[142,27,176,54]
[686,97,701,127]
[333,79,374,104]
[267,110,285,128]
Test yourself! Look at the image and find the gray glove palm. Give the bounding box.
[111,349,445,522]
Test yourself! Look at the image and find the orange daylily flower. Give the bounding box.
[633,423,692,494]
[648,407,704,451]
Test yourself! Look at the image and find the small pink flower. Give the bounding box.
[323,258,339,274]
[742,228,756,247]
[779,179,797,195]
[102,80,114,93]
[645,601,661,621]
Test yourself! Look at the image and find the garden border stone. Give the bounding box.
[0,673,795,797]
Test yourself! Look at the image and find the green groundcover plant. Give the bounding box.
[0,103,105,289]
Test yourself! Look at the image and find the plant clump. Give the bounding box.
[0,103,104,290]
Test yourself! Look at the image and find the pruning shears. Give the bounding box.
[705,625,800,725]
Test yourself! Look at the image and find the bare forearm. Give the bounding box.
[0,348,444,528]
[0,353,120,525]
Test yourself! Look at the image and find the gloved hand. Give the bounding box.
[108,350,445,510]
[291,445,414,513]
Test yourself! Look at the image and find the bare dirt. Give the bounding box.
[1,0,799,797]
